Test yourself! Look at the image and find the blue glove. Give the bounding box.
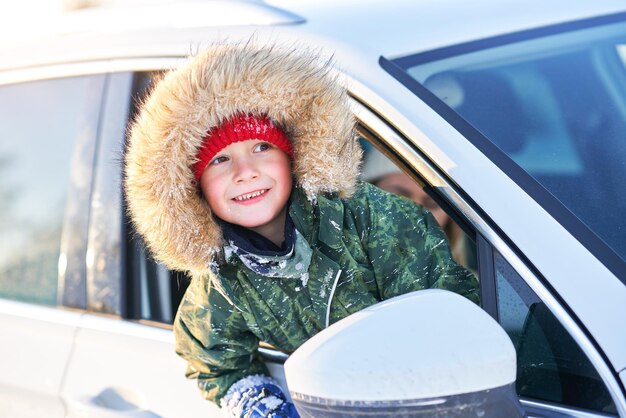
[222,377,300,418]
[242,384,299,418]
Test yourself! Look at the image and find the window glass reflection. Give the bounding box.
[0,76,95,305]
[404,21,626,264]
[494,251,616,413]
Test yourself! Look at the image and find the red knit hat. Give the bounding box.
[193,114,293,181]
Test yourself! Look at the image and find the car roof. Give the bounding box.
[2,0,626,72]
[270,0,626,57]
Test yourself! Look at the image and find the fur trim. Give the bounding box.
[124,42,361,273]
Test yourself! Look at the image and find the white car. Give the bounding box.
[1,0,625,417]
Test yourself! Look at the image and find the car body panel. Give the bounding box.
[0,299,80,417]
[269,0,626,56]
[61,314,217,417]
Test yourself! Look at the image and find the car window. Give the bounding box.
[388,18,626,279]
[494,250,617,414]
[0,76,101,306]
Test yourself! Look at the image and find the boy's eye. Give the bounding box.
[209,155,229,165]
[253,142,272,152]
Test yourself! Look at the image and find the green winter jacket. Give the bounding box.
[174,182,479,405]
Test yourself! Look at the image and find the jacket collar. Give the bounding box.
[289,188,344,250]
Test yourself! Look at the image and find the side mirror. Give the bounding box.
[285,290,525,417]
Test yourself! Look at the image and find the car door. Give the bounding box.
[0,74,106,417]
[352,100,624,417]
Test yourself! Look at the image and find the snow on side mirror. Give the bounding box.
[284,289,525,417]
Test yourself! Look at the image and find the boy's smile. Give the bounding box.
[199,139,293,246]
[232,188,269,203]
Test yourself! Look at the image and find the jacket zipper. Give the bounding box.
[325,269,342,328]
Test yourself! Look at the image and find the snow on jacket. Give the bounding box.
[124,42,478,407]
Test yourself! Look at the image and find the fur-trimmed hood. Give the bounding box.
[124,43,361,274]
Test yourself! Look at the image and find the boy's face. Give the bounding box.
[200,139,292,240]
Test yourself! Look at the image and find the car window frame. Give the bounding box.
[85,71,136,316]
[56,73,107,310]
[350,98,625,417]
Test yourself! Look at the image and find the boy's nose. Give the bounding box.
[233,159,260,183]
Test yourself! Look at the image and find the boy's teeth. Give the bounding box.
[235,190,266,201]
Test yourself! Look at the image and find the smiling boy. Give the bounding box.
[195,114,294,248]
[124,44,478,418]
